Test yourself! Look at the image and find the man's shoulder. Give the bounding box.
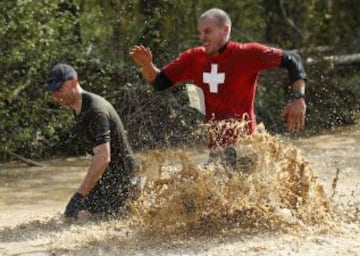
[229,41,265,50]
[81,91,114,115]
[170,47,206,65]
[83,91,112,106]
[182,46,205,56]
[229,41,282,57]
[83,91,106,102]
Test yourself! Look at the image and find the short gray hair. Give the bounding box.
[199,8,232,28]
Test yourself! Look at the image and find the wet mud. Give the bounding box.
[0,126,359,255]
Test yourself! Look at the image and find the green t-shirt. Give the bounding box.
[75,91,136,176]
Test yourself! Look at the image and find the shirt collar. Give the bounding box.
[218,41,229,53]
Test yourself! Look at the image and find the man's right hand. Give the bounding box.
[129,45,153,68]
[129,45,159,84]
[64,192,88,218]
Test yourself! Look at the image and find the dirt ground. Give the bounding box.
[0,126,359,256]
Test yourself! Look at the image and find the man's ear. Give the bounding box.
[224,24,231,36]
[70,78,78,88]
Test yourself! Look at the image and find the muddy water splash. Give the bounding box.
[130,125,334,235]
[1,125,359,255]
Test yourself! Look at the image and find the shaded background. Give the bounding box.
[0,0,359,160]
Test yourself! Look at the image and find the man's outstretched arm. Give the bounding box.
[280,50,307,132]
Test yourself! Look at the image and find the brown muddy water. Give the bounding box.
[0,125,359,256]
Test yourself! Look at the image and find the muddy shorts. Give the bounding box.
[86,167,132,216]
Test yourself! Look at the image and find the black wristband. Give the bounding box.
[152,71,173,91]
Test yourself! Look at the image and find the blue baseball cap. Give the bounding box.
[45,63,77,91]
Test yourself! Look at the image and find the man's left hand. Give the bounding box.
[283,98,306,132]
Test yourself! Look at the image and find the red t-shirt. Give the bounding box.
[162,41,283,147]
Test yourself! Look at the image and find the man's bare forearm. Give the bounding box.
[141,62,159,84]
[291,78,306,94]
[78,143,110,196]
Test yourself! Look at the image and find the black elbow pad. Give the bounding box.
[280,50,307,83]
[152,71,173,91]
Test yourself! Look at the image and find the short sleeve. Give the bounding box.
[162,49,194,84]
[244,43,283,71]
[88,112,111,147]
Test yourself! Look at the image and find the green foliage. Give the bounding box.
[0,0,83,159]
[331,0,360,51]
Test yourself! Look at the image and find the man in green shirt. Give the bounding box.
[45,63,138,219]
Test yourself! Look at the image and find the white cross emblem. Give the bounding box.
[203,64,225,93]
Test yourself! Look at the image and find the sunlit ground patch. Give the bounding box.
[130,123,335,236]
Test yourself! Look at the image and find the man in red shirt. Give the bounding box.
[130,8,306,153]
